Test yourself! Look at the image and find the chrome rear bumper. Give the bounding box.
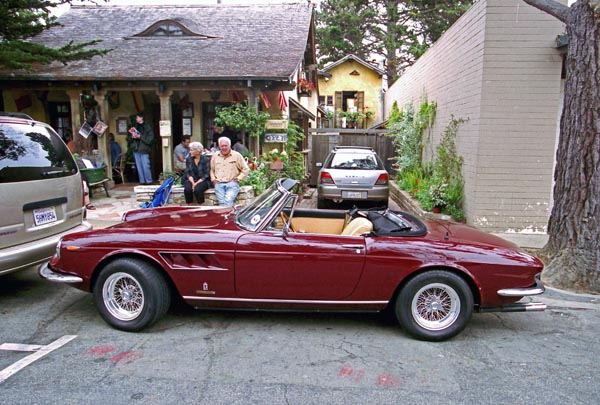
[482,273,547,313]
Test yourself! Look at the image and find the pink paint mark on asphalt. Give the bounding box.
[109,350,142,365]
[85,345,118,356]
[376,372,403,388]
[338,364,365,382]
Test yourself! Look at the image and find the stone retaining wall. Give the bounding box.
[134,184,254,206]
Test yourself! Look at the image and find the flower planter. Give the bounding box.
[269,158,283,171]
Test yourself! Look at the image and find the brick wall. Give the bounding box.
[385,0,565,233]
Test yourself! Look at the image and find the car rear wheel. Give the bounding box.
[93,258,171,331]
[395,270,473,341]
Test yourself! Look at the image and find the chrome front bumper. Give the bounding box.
[497,273,545,297]
[39,262,83,284]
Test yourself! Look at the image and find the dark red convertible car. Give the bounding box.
[40,178,546,341]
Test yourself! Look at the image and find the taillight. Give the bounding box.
[320,171,335,184]
[375,173,389,185]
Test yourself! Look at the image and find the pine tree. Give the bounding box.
[316,0,473,85]
[0,0,109,70]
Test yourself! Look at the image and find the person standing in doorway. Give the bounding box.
[210,136,249,206]
[129,112,154,184]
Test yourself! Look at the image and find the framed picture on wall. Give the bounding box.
[117,117,128,135]
[182,118,192,135]
[182,104,194,118]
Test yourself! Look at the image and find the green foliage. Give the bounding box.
[316,0,474,85]
[387,100,437,177]
[387,101,403,126]
[214,102,270,138]
[240,121,306,194]
[0,1,110,70]
[391,102,466,221]
[434,115,465,185]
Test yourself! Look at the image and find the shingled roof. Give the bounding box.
[6,3,314,82]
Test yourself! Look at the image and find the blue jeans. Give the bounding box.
[133,152,152,184]
[214,181,240,206]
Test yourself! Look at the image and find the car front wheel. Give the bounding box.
[93,258,171,331]
[395,270,473,341]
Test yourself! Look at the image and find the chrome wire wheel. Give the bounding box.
[102,272,145,321]
[411,282,460,331]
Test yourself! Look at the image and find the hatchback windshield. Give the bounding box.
[328,152,380,170]
[0,123,77,183]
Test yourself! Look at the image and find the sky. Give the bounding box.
[54,0,317,15]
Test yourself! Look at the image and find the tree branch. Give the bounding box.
[521,0,570,23]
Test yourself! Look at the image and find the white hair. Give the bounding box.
[189,141,204,153]
[218,136,231,146]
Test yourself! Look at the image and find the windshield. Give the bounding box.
[236,181,288,231]
[328,152,380,170]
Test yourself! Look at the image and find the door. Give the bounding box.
[235,232,366,300]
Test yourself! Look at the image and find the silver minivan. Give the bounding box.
[0,113,92,275]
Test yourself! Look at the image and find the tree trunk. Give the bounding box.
[539,1,600,292]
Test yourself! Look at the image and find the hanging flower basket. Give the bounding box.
[297,78,315,97]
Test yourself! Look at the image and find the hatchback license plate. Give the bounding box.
[33,206,58,226]
[342,191,367,199]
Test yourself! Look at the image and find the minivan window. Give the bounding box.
[0,123,77,183]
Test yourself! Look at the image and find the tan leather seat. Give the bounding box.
[341,217,373,236]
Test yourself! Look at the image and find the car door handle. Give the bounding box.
[341,244,365,254]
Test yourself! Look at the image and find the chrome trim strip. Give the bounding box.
[480,302,547,313]
[182,296,388,305]
[38,262,83,284]
[498,273,545,297]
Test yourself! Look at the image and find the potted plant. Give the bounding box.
[429,181,448,213]
[340,110,366,128]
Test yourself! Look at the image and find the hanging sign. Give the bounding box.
[265,133,288,143]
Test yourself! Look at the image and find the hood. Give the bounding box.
[115,206,238,230]
[424,218,519,251]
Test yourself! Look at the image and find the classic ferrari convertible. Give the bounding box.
[40,178,546,341]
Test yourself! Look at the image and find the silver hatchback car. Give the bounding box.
[0,113,92,275]
[317,146,389,209]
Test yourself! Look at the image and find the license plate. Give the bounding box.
[342,191,367,199]
[33,206,58,226]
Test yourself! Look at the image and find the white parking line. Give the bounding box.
[0,335,77,384]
